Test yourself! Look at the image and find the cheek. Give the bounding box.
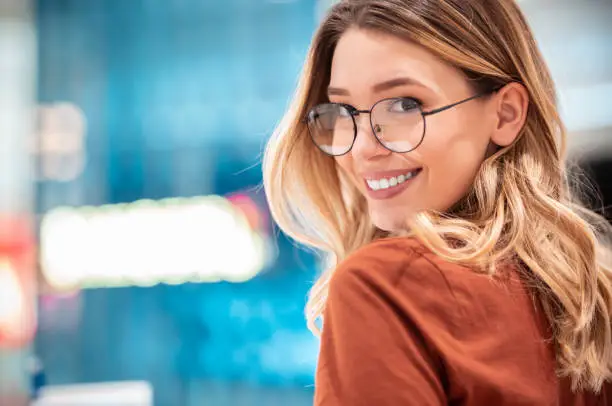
[334,156,360,186]
[422,113,492,171]
[418,125,491,208]
[334,155,350,170]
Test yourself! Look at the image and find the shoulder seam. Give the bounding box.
[393,249,466,332]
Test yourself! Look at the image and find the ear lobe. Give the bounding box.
[485,141,501,158]
[490,82,529,147]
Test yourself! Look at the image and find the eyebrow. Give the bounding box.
[327,77,427,97]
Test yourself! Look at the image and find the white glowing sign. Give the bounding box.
[33,381,153,406]
[40,196,270,289]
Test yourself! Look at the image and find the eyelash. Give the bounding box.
[400,96,424,107]
[327,96,424,107]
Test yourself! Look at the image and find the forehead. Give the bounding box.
[329,29,461,95]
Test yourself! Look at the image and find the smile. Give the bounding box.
[365,169,421,191]
[362,168,422,200]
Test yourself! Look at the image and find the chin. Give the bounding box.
[369,209,407,233]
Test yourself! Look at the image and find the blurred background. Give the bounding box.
[0,0,610,405]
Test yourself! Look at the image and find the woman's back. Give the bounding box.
[315,237,612,405]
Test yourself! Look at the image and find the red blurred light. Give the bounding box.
[0,216,37,348]
[228,193,263,230]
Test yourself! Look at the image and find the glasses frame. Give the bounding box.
[306,87,502,156]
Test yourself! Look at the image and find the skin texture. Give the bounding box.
[329,29,528,231]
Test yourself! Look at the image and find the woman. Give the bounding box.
[263,0,612,404]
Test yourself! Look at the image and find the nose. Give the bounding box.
[350,114,389,160]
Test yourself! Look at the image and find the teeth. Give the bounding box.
[366,171,419,191]
[367,180,380,190]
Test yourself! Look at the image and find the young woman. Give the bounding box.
[263,0,612,404]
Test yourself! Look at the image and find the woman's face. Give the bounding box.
[329,29,499,231]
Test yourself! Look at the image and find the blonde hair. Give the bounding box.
[262,0,612,392]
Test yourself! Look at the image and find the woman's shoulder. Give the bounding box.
[335,236,440,279]
[330,236,530,329]
[330,237,441,295]
[329,237,466,327]
[333,236,511,291]
[326,237,558,403]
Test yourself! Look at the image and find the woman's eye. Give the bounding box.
[389,98,421,112]
[338,106,352,117]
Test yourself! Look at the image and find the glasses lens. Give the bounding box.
[371,98,424,153]
[307,104,354,156]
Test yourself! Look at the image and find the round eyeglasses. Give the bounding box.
[306,88,500,156]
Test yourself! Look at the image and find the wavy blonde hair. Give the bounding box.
[262,0,612,392]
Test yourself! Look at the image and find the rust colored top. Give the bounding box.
[314,237,612,405]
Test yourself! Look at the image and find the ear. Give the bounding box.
[490,82,529,147]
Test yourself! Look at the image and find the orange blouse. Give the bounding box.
[314,237,611,405]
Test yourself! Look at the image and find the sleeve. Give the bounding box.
[314,241,453,406]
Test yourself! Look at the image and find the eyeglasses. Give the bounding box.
[306,88,500,156]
